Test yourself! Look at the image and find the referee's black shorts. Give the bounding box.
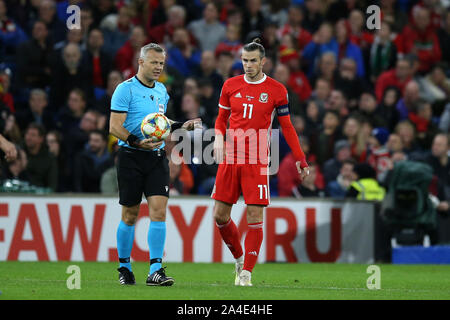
[116,146,169,206]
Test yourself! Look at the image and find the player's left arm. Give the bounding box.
[275,90,309,179]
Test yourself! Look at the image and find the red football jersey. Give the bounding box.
[218,74,289,164]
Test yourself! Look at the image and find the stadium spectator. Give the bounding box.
[100,5,132,57]
[179,92,207,127]
[167,28,201,77]
[386,133,404,154]
[74,129,113,193]
[310,78,331,112]
[326,159,356,198]
[346,162,385,200]
[437,9,450,66]
[342,116,365,161]
[277,5,312,52]
[0,68,14,112]
[115,25,147,78]
[46,130,68,192]
[322,139,352,184]
[215,23,243,61]
[356,91,387,128]
[147,4,186,45]
[376,86,401,132]
[418,64,450,104]
[312,51,337,87]
[187,2,226,52]
[326,89,349,118]
[16,20,52,89]
[379,0,408,33]
[50,43,93,110]
[303,99,322,138]
[95,70,123,119]
[56,88,87,136]
[195,50,223,94]
[409,101,440,150]
[334,57,364,110]
[334,19,365,78]
[91,0,116,27]
[80,6,94,42]
[0,0,28,63]
[273,63,301,116]
[394,120,421,156]
[439,102,450,132]
[302,22,335,78]
[216,51,234,82]
[348,9,373,49]
[198,79,219,124]
[425,133,450,211]
[375,58,412,103]
[85,28,113,90]
[32,0,66,44]
[301,0,323,33]
[395,6,442,74]
[15,88,54,132]
[23,123,58,191]
[369,21,397,82]
[280,46,312,103]
[365,127,391,181]
[310,110,342,166]
[325,0,364,24]
[53,27,84,53]
[241,0,266,43]
[396,80,421,121]
[293,162,323,198]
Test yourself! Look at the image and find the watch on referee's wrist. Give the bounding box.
[126,134,139,147]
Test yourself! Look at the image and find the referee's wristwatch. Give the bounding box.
[126,134,140,147]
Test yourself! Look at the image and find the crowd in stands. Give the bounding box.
[0,0,449,215]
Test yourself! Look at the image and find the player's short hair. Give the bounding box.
[243,38,265,58]
[140,43,165,60]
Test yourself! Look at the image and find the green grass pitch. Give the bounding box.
[1,261,449,300]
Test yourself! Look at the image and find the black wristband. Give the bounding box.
[126,134,139,147]
[170,121,183,132]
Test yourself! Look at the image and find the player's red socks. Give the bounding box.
[216,218,243,259]
[243,222,263,272]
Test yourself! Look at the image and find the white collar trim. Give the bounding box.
[244,73,267,84]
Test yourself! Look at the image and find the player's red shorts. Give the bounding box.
[211,163,270,206]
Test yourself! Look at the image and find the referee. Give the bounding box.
[110,43,200,286]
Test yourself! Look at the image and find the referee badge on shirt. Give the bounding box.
[259,93,268,103]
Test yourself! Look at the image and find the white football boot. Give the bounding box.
[239,270,253,286]
[234,259,244,286]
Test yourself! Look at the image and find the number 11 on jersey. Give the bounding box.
[243,103,253,119]
[258,184,268,199]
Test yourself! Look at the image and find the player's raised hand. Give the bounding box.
[138,139,164,150]
[182,118,202,131]
[296,161,310,180]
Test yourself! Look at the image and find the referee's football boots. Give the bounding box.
[146,267,175,286]
[118,267,136,285]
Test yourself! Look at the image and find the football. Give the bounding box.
[140,113,171,141]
